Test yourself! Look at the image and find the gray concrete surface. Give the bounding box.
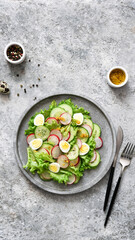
[0,0,135,239]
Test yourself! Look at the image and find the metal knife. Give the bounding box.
[103,126,123,211]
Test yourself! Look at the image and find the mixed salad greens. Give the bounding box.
[24,99,103,185]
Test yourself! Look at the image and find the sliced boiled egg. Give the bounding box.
[73,113,84,125]
[34,114,44,126]
[49,162,60,173]
[79,143,90,155]
[29,138,43,150]
[59,140,70,153]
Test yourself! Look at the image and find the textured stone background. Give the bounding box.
[0,0,135,239]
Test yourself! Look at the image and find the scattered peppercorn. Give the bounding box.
[7,45,23,61]
[17,93,19,97]
[36,84,38,87]
[33,97,37,100]
[38,64,40,67]
[29,59,31,62]
[20,84,23,88]
[24,88,26,93]
[16,74,19,77]
[32,84,35,87]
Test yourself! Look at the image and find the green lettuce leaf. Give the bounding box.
[25,101,57,135]
[67,166,83,177]
[33,151,54,163]
[79,136,96,172]
[23,148,53,175]
[23,148,38,174]
[69,136,77,148]
[58,99,90,115]
[50,172,69,184]
[60,124,71,137]
[44,120,60,130]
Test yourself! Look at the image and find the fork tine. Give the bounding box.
[126,143,133,158]
[121,142,129,157]
[129,144,135,159]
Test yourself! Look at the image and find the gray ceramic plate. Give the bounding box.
[14,94,116,195]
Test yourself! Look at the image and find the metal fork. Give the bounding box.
[104,142,135,227]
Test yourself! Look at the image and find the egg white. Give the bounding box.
[79,143,90,155]
[73,113,84,125]
[49,162,60,173]
[29,138,43,150]
[59,140,70,153]
[34,114,44,126]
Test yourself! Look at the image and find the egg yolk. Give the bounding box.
[61,141,69,150]
[50,165,58,172]
[31,140,41,148]
[80,144,89,153]
[76,119,81,124]
[35,116,44,125]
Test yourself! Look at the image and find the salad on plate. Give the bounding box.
[24,99,103,185]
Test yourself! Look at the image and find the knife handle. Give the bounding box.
[104,175,122,227]
[103,164,115,211]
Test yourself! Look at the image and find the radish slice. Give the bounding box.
[26,133,35,144]
[48,134,60,146]
[51,145,62,159]
[82,124,92,137]
[62,132,70,141]
[70,157,80,167]
[50,129,62,140]
[90,151,97,163]
[40,171,51,180]
[38,148,50,154]
[67,174,76,185]
[60,112,71,125]
[45,117,58,124]
[57,155,69,168]
[95,137,103,149]
[77,138,82,149]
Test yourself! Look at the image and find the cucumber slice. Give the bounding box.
[83,118,94,130]
[67,144,79,160]
[50,107,65,118]
[77,127,89,143]
[41,143,53,154]
[35,126,50,141]
[92,123,101,138]
[58,104,73,116]
[89,151,101,168]
[68,126,77,142]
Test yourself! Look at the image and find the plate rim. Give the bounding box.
[14,93,116,195]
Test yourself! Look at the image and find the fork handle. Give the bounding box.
[104,174,122,227]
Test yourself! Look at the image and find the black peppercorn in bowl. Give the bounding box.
[4,42,25,64]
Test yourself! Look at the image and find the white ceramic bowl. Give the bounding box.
[4,42,26,64]
[107,66,128,88]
